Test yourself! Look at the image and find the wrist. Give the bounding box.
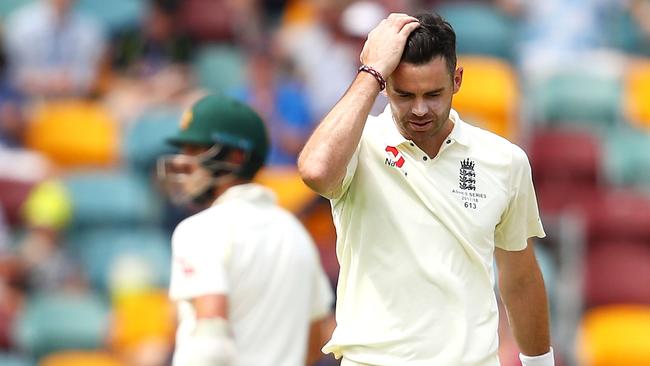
[519,347,554,366]
[358,64,386,91]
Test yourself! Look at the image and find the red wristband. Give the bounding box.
[358,64,386,91]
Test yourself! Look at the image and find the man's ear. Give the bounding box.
[453,67,463,94]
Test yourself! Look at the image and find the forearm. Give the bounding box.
[499,264,551,356]
[298,72,380,195]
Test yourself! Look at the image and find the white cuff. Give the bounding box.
[519,347,554,366]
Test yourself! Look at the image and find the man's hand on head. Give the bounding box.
[359,13,420,79]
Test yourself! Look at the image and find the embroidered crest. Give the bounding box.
[459,158,476,190]
[180,110,193,130]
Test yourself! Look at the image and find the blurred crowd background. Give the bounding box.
[0,0,649,365]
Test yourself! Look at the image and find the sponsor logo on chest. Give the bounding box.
[384,145,408,176]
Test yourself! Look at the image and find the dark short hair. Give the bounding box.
[401,13,457,75]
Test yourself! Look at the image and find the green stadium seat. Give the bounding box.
[193,45,245,93]
[0,0,35,19]
[67,227,171,294]
[76,0,144,35]
[122,108,182,173]
[529,71,622,129]
[0,353,34,366]
[13,292,109,360]
[62,170,162,229]
[603,128,650,187]
[436,3,517,61]
[606,9,650,57]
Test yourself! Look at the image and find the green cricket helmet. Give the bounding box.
[166,94,269,179]
[158,94,269,206]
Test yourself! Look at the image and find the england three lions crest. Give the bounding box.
[459,158,476,190]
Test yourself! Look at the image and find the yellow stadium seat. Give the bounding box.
[453,56,519,140]
[623,60,650,130]
[281,0,317,26]
[39,351,125,366]
[254,167,318,213]
[577,305,650,366]
[25,100,120,168]
[109,290,175,356]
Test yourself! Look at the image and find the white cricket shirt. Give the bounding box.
[169,183,333,366]
[322,107,545,365]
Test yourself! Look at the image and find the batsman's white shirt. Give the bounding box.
[169,183,333,366]
[323,107,545,365]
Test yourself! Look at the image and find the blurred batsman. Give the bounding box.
[298,12,553,366]
[158,94,333,366]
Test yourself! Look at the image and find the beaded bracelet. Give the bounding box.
[358,64,386,91]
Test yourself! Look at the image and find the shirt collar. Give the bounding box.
[380,105,469,147]
[213,183,277,206]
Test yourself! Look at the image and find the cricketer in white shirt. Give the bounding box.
[321,106,545,365]
[169,183,334,366]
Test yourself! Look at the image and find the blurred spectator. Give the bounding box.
[112,0,193,79]
[278,0,388,119]
[106,0,198,124]
[0,206,8,254]
[0,45,26,148]
[0,84,26,148]
[230,46,314,165]
[630,0,650,38]
[2,0,107,98]
[613,0,650,56]
[517,0,625,77]
[0,254,27,351]
[16,180,82,291]
[179,0,264,46]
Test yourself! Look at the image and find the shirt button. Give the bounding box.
[446,140,451,144]
[423,156,428,161]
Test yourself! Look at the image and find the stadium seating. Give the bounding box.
[529,70,622,129]
[606,8,650,57]
[24,101,120,169]
[13,292,110,360]
[529,128,602,187]
[527,127,603,215]
[580,189,650,247]
[76,0,144,35]
[62,170,161,229]
[109,290,174,358]
[39,351,125,366]
[121,107,182,174]
[584,241,650,308]
[452,56,519,139]
[623,60,650,129]
[603,127,650,187]
[436,2,516,61]
[0,0,34,19]
[193,45,246,94]
[0,353,33,366]
[67,227,171,294]
[179,0,237,42]
[577,305,650,366]
[254,167,318,214]
[0,178,37,227]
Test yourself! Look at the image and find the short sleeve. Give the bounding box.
[494,146,546,251]
[325,129,365,201]
[169,218,230,301]
[310,257,334,320]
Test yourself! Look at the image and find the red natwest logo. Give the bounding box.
[385,146,405,168]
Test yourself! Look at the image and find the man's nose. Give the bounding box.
[411,98,427,117]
